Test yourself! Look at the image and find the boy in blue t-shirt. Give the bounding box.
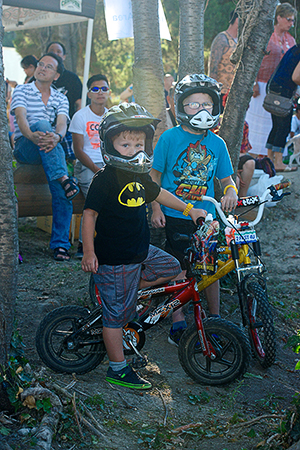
[151,74,238,345]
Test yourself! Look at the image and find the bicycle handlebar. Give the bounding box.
[201,180,291,229]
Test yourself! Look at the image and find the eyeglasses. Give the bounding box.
[88,86,109,93]
[183,101,213,110]
[286,18,295,23]
[37,61,57,71]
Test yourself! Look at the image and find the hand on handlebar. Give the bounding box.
[221,189,238,213]
[190,208,207,225]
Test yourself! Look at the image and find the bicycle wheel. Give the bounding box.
[35,306,106,374]
[243,281,276,368]
[178,318,251,386]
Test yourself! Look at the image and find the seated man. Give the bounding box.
[10,52,79,261]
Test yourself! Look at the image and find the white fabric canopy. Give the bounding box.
[2,0,96,31]
[2,1,96,106]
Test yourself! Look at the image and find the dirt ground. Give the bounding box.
[2,171,300,450]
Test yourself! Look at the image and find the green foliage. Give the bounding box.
[255,393,284,413]
[0,426,10,436]
[36,398,52,413]
[85,393,105,410]
[188,392,210,405]
[247,428,256,438]
[287,330,300,370]
[204,0,236,48]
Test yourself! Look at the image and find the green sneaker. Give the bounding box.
[106,365,152,390]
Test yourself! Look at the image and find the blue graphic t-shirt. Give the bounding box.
[153,125,233,217]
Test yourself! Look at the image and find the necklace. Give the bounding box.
[274,31,290,54]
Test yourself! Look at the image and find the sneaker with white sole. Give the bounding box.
[106,365,152,390]
[168,326,186,347]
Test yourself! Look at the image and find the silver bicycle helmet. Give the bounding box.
[175,74,222,131]
[99,103,160,173]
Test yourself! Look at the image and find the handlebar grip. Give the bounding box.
[236,196,260,208]
[196,216,206,226]
[273,180,291,191]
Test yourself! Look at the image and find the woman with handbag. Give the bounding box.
[266,44,300,172]
[246,3,296,157]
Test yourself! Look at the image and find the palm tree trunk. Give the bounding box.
[131,0,167,143]
[219,0,278,172]
[0,2,18,366]
[178,0,205,80]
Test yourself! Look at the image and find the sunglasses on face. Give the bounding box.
[285,17,295,23]
[88,86,109,93]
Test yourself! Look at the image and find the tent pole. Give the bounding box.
[81,18,94,108]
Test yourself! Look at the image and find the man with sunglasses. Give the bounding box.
[69,74,110,258]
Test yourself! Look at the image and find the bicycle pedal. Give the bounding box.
[130,356,148,369]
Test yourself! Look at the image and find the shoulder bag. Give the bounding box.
[263,67,293,117]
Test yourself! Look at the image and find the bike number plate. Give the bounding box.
[234,229,257,244]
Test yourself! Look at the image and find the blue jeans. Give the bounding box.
[14,120,73,250]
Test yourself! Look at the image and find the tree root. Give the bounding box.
[20,385,62,450]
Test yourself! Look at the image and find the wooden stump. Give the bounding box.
[13,164,85,217]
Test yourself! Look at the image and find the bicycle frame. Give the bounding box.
[94,276,217,359]
[136,278,217,359]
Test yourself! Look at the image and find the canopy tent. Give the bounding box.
[2,0,97,104]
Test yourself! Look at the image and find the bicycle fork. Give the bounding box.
[192,282,217,360]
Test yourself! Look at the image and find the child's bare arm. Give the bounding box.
[220,176,238,212]
[81,208,99,274]
[156,188,207,224]
[150,168,166,227]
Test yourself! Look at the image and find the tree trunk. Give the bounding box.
[58,24,78,72]
[0,2,18,366]
[131,0,167,144]
[178,0,205,80]
[219,0,278,173]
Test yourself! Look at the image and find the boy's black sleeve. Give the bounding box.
[143,173,161,203]
[84,171,106,213]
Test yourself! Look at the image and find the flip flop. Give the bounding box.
[61,177,80,200]
[54,247,70,261]
[275,166,298,172]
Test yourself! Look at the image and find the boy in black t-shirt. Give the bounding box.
[82,103,206,389]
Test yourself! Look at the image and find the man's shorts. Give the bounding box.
[93,245,181,328]
[238,154,255,171]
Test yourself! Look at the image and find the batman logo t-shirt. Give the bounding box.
[84,166,160,265]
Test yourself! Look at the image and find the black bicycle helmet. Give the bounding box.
[175,74,222,131]
[99,102,160,173]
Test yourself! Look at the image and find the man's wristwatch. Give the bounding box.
[56,133,63,142]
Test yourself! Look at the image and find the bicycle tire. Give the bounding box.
[178,318,251,386]
[35,306,106,374]
[243,281,276,368]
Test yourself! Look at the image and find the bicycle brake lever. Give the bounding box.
[270,191,291,202]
